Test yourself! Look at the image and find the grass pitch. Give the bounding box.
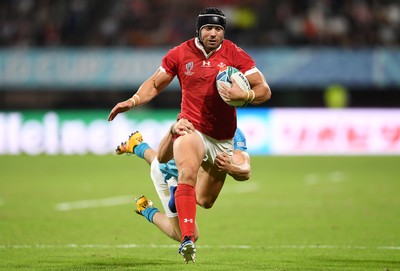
[0,155,399,270]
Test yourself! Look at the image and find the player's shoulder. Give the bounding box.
[173,38,196,50]
[222,39,245,52]
[166,38,196,59]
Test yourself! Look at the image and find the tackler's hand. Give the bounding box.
[214,152,232,172]
[171,118,195,136]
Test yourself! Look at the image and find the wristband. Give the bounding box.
[133,94,141,106]
[246,91,250,101]
[128,94,141,107]
[249,90,256,102]
[128,97,136,107]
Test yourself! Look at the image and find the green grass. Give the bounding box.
[0,155,399,270]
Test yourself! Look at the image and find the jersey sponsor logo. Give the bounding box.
[202,61,211,67]
[184,62,194,75]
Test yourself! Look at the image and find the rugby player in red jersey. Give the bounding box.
[108,7,271,263]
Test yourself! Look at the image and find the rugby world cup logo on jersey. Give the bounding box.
[185,62,194,75]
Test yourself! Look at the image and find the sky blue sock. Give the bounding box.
[134,142,150,159]
[141,207,159,223]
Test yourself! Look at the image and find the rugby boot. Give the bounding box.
[116,131,143,155]
[179,236,196,264]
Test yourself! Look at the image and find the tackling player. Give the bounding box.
[116,119,251,246]
[108,7,270,263]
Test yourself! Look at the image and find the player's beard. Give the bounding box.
[202,37,223,52]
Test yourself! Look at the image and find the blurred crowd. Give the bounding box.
[1,0,399,48]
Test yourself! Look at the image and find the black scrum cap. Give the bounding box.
[196,7,226,35]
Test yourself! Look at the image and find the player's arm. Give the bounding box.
[108,69,174,121]
[157,118,195,163]
[214,150,251,181]
[245,69,271,105]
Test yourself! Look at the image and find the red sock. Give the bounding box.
[175,183,196,242]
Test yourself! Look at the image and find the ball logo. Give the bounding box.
[237,72,250,90]
[216,66,250,107]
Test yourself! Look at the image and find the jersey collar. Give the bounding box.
[195,37,222,59]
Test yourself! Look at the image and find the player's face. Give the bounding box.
[200,26,224,53]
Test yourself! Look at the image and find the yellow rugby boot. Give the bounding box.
[134,195,159,223]
[116,131,143,155]
[134,195,153,215]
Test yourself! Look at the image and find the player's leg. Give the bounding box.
[136,159,199,242]
[142,158,179,241]
[196,163,227,209]
[165,216,200,243]
[135,196,176,239]
[150,159,177,218]
[152,213,180,241]
[195,133,232,209]
[116,131,181,241]
[169,163,227,210]
[151,211,200,243]
[173,132,205,263]
[174,133,205,239]
[148,158,200,242]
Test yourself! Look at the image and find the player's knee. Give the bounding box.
[197,197,215,209]
[202,201,214,209]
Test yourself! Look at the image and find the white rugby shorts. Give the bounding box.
[195,130,234,165]
[150,158,178,218]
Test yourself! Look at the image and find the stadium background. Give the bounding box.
[1,0,400,109]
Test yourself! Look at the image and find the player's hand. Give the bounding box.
[107,99,135,121]
[171,118,195,136]
[214,152,232,172]
[218,78,247,103]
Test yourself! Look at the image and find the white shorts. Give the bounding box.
[196,130,234,165]
[150,158,178,218]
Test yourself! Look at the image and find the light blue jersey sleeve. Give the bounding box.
[234,128,247,152]
[158,128,247,183]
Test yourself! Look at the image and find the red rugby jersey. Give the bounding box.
[161,38,256,140]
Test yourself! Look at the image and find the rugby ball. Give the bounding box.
[216,66,250,107]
